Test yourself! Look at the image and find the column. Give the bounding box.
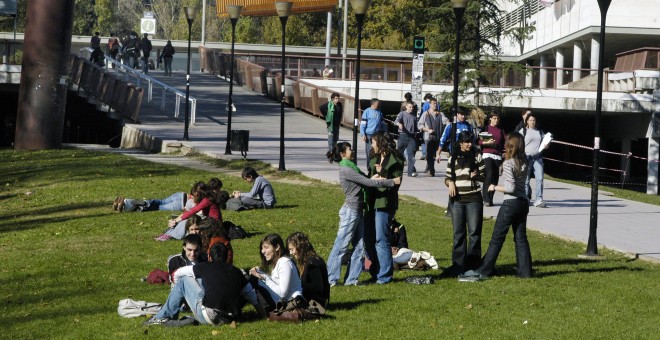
[648,136,659,195]
[525,60,533,88]
[539,54,548,89]
[590,36,599,75]
[556,49,565,87]
[573,42,583,82]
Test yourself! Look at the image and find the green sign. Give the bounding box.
[413,36,425,54]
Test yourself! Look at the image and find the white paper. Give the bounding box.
[539,132,553,152]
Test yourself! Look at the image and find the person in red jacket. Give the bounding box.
[169,183,223,227]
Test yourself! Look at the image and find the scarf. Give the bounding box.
[326,101,335,132]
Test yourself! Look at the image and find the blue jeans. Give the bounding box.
[328,128,339,152]
[364,209,393,284]
[478,198,532,277]
[165,220,188,239]
[146,192,186,211]
[364,135,373,169]
[396,134,417,175]
[155,276,211,324]
[450,200,483,271]
[327,204,366,285]
[525,155,544,202]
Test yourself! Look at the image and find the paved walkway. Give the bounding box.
[78,69,660,263]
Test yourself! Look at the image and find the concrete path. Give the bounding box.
[78,70,660,263]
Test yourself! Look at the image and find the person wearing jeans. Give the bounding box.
[460,132,533,281]
[325,142,399,286]
[444,131,486,276]
[365,132,404,284]
[395,103,419,177]
[519,113,548,207]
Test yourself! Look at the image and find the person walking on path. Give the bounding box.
[459,132,532,281]
[319,93,343,154]
[360,98,385,168]
[418,98,443,177]
[479,112,506,206]
[395,102,419,177]
[443,131,486,277]
[326,142,400,286]
[519,113,549,208]
[107,32,120,61]
[160,40,175,76]
[140,33,153,74]
[364,132,404,284]
[437,109,474,160]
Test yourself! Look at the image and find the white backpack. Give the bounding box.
[117,298,162,318]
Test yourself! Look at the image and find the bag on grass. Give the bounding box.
[117,298,162,318]
[146,268,170,285]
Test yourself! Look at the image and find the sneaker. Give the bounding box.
[154,234,173,242]
[143,316,170,326]
[112,196,123,211]
[534,200,547,208]
[408,172,418,177]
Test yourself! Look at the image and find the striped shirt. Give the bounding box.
[501,158,528,201]
[445,152,486,201]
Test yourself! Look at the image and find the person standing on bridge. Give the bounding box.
[140,33,153,74]
[160,40,175,76]
[320,93,343,155]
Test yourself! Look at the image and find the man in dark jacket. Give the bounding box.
[146,243,265,326]
[140,33,153,74]
[168,234,205,286]
[319,92,343,154]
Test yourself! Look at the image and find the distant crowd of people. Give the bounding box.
[89,31,175,75]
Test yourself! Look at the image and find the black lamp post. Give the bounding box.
[224,5,242,155]
[450,0,469,164]
[275,1,293,171]
[585,0,612,257]
[349,0,370,164]
[184,6,197,141]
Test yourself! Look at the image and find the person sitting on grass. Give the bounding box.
[160,183,224,241]
[249,234,303,313]
[144,243,265,326]
[232,167,276,209]
[168,234,205,286]
[198,219,234,265]
[287,232,330,308]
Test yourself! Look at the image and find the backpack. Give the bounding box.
[117,299,162,318]
[146,269,170,285]
[225,221,249,239]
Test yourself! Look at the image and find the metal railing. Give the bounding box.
[100,51,198,124]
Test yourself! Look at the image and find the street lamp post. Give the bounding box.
[184,6,197,141]
[349,0,371,164]
[585,0,612,258]
[449,0,469,166]
[224,5,242,155]
[275,2,293,171]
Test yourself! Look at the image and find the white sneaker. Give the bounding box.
[534,200,547,208]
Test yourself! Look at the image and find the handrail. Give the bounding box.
[104,54,198,124]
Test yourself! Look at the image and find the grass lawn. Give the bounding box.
[1,148,659,338]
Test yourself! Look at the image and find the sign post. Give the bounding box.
[411,36,425,116]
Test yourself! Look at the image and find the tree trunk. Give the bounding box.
[14,0,74,150]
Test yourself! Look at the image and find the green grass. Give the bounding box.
[1,148,659,338]
[547,175,660,206]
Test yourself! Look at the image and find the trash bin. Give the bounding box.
[230,130,249,158]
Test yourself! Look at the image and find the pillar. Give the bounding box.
[649,136,659,195]
[15,0,75,150]
[525,60,533,88]
[573,42,583,82]
[590,35,600,75]
[539,54,548,89]
[556,48,565,87]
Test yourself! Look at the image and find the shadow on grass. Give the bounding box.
[272,204,299,210]
[534,266,643,278]
[0,201,109,233]
[329,298,385,311]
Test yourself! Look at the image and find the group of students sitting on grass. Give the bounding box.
[112,167,276,241]
[145,231,329,326]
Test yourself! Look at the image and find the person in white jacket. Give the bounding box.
[249,233,303,312]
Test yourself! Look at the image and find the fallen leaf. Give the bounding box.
[212,329,221,336]
[230,321,237,328]
[523,320,528,325]
[465,304,473,310]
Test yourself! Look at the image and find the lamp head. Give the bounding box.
[227,5,243,19]
[185,6,198,21]
[350,0,372,15]
[450,0,469,8]
[274,2,293,17]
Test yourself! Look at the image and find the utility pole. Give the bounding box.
[15,0,74,150]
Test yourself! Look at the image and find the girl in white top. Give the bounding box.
[250,233,302,309]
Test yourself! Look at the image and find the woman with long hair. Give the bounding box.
[249,234,303,311]
[168,183,224,228]
[286,232,330,307]
[520,113,548,208]
[460,132,533,281]
[154,181,205,241]
[479,112,506,206]
[326,142,400,286]
[364,132,404,284]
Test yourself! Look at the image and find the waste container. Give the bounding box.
[230,130,249,158]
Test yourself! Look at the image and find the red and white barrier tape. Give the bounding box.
[550,140,660,163]
[543,157,627,174]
